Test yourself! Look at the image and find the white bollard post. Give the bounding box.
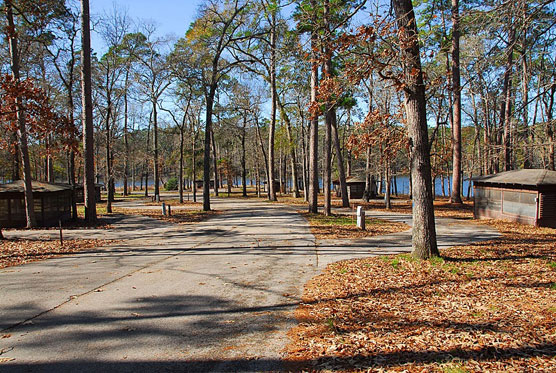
[357,206,365,230]
[162,202,167,216]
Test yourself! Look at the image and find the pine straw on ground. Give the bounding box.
[0,238,116,269]
[285,220,556,372]
[301,212,410,239]
[113,208,219,225]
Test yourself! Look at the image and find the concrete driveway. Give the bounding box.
[0,198,499,372]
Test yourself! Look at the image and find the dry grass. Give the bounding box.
[285,220,556,372]
[0,238,116,269]
[301,212,410,239]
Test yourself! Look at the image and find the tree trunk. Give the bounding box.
[308,1,319,214]
[502,25,516,171]
[123,71,130,196]
[153,100,160,198]
[6,0,36,228]
[364,146,371,201]
[331,110,349,207]
[241,115,247,197]
[12,141,20,181]
[450,0,462,203]
[105,87,112,213]
[80,0,96,223]
[211,126,219,196]
[385,162,391,210]
[392,0,438,259]
[203,86,216,211]
[192,120,197,203]
[179,127,184,203]
[323,0,332,216]
[277,96,300,198]
[268,10,278,201]
[144,118,151,197]
[255,116,270,198]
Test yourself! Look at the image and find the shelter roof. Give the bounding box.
[0,180,73,193]
[472,169,556,187]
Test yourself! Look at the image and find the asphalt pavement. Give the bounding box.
[0,198,499,372]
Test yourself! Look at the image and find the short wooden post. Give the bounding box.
[58,219,64,247]
[356,206,365,230]
[167,205,172,216]
[162,202,167,216]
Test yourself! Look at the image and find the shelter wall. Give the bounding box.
[474,185,538,226]
[0,191,72,228]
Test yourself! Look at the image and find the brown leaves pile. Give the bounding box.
[285,220,556,371]
[0,238,115,269]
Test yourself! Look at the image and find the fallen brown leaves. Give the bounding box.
[302,212,409,239]
[285,220,556,372]
[0,238,115,269]
[114,208,219,225]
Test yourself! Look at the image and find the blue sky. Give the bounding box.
[89,0,205,53]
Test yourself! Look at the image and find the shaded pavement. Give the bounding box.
[0,198,499,372]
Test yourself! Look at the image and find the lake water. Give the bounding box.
[114,175,474,198]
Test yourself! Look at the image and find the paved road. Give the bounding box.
[0,199,499,372]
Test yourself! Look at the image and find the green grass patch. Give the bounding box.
[429,256,445,266]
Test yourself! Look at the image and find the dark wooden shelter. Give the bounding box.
[74,184,102,203]
[194,180,215,189]
[472,169,556,228]
[0,181,73,228]
[333,175,375,199]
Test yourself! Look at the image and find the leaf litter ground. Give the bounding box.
[285,219,556,372]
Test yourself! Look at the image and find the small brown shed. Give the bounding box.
[472,169,556,228]
[333,175,375,199]
[74,184,102,203]
[194,180,215,189]
[0,181,73,228]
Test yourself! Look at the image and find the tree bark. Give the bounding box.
[501,24,516,171]
[241,115,247,197]
[105,76,112,213]
[123,70,130,195]
[80,0,96,223]
[6,0,36,228]
[179,127,184,203]
[450,0,462,203]
[153,100,160,198]
[203,86,216,211]
[331,110,349,207]
[211,125,219,196]
[323,0,332,216]
[308,0,319,214]
[268,9,277,201]
[392,0,438,259]
[277,96,300,198]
